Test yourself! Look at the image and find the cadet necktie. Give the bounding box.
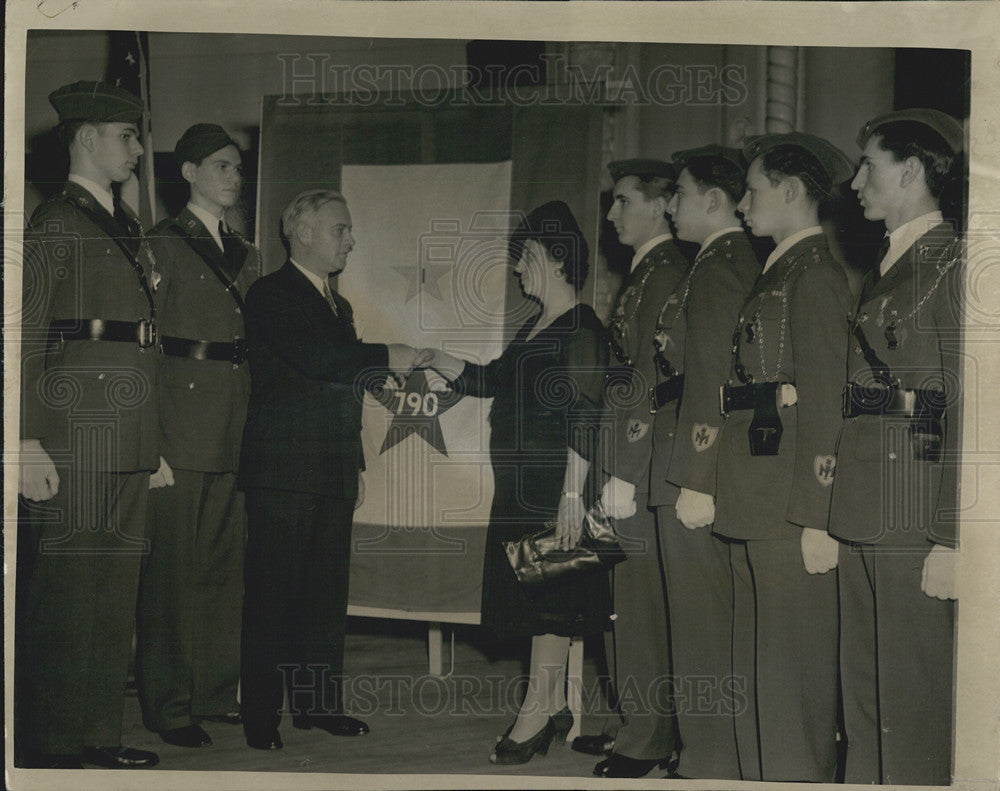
[321,280,340,317]
[874,234,891,279]
[219,221,241,280]
[113,199,139,257]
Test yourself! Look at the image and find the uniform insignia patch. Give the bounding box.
[693,423,719,452]
[814,454,836,487]
[627,419,649,443]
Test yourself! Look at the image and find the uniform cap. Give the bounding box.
[671,144,744,174]
[743,132,854,184]
[856,108,963,154]
[48,80,143,124]
[174,123,240,166]
[608,158,676,185]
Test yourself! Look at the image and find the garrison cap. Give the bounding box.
[48,80,143,124]
[743,132,854,184]
[856,108,963,154]
[671,144,744,174]
[608,158,676,185]
[174,123,241,166]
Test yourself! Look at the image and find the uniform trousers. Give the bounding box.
[19,469,149,756]
[605,499,679,761]
[729,537,838,782]
[839,542,954,786]
[241,488,354,739]
[659,508,740,780]
[137,469,245,732]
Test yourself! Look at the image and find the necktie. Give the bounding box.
[322,281,339,317]
[113,199,139,257]
[874,234,891,279]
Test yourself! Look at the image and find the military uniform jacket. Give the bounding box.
[715,233,853,540]
[149,208,260,472]
[20,181,159,472]
[602,238,690,492]
[238,261,389,498]
[829,223,962,549]
[667,231,761,497]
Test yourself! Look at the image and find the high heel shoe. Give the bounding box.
[489,717,556,765]
[551,706,573,739]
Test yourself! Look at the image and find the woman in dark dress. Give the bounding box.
[427,201,610,765]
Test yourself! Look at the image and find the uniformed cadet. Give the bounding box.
[17,81,161,769]
[136,124,260,748]
[829,109,964,786]
[714,133,855,781]
[592,159,687,779]
[660,145,761,780]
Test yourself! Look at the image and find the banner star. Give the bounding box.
[371,369,464,456]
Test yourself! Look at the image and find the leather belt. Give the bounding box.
[842,382,945,419]
[160,335,249,365]
[50,318,158,348]
[720,382,797,416]
[648,373,684,413]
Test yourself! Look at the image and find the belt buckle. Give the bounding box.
[719,385,728,419]
[648,386,658,415]
[232,338,248,366]
[137,318,157,348]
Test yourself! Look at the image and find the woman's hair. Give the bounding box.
[508,200,590,291]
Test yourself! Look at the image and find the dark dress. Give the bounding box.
[451,303,611,637]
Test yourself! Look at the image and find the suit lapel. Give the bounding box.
[281,262,355,338]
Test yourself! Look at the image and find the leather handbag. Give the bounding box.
[504,501,627,585]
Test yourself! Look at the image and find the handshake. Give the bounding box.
[386,345,465,382]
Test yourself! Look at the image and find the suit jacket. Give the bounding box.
[238,261,389,498]
[666,230,761,497]
[829,222,962,548]
[20,181,160,472]
[715,232,853,540]
[602,238,690,493]
[149,208,260,472]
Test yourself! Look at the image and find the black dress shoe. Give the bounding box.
[551,706,574,739]
[292,714,369,737]
[200,710,241,725]
[81,746,160,768]
[489,717,556,765]
[571,733,615,756]
[593,753,667,778]
[160,724,213,748]
[245,731,283,750]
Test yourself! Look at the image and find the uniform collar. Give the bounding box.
[699,226,743,256]
[67,173,114,216]
[881,210,944,277]
[763,226,823,274]
[631,232,673,273]
[186,202,225,251]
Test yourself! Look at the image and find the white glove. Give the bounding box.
[19,439,59,502]
[921,544,958,600]
[600,476,637,520]
[149,456,175,489]
[675,488,715,530]
[800,527,839,574]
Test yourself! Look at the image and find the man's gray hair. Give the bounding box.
[280,189,347,242]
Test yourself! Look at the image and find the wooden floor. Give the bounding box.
[107,617,630,782]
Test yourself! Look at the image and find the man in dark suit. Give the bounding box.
[830,109,963,786]
[662,146,760,780]
[238,188,426,750]
[714,134,855,782]
[592,159,687,779]
[137,124,260,748]
[17,81,160,769]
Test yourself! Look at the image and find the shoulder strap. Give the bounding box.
[168,220,246,313]
[63,192,155,317]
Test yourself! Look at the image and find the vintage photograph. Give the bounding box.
[5,2,999,790]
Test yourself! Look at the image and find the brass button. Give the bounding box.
[188,382,195,389]
[888,451,897,461]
